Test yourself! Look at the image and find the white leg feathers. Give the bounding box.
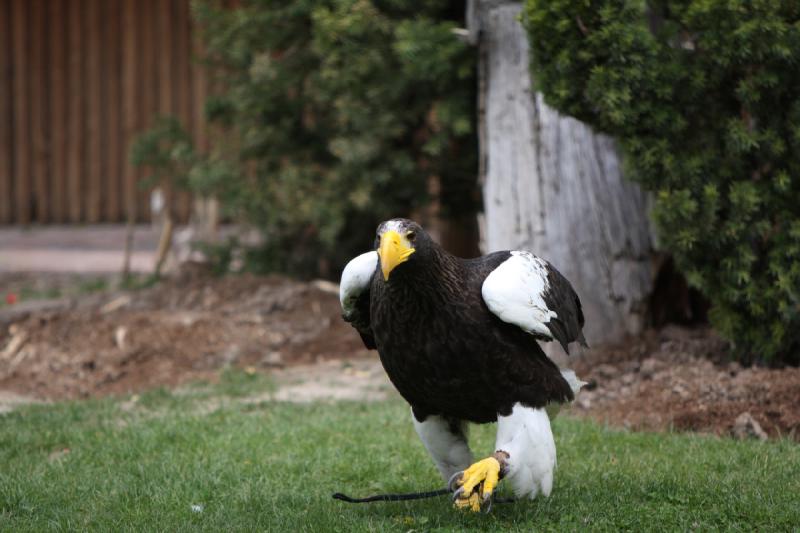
[412,411,473,482]
[495,403,556,499]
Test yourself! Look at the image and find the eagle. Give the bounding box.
[339,218,587,511]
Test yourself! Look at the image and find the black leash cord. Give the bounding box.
[332,488,450,503]
[332,489,516,505]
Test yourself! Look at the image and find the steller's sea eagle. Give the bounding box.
[339,218,587,511]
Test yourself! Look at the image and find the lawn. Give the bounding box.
[1,375,798,532]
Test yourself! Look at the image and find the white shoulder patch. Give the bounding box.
[339,251,378,314]
[481,251,556,339]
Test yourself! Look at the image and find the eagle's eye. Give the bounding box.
[406,231,416,242]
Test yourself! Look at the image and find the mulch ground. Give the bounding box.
[1,269,798,440]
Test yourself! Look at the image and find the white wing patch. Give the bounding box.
[481,251,556,339]
[339,251,378,314]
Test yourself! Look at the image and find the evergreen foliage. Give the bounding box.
[180,0,476,277]
[524,1,800,363]
[130,116,196,193]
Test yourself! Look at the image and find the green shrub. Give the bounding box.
[182,0,476,277]
[523,1,800,363]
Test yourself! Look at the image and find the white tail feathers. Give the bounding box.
[545,369,586,419]
[560,369,587,396]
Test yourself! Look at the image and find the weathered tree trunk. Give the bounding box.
[469,1,654,346]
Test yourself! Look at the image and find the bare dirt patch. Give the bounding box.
[0,268,371,400]
[251,358,392,404]
[571,326,800,440]
[0,390,42,414]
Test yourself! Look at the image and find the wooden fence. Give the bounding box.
[0,0,216,225]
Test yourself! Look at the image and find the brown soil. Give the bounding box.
[571,325,800,440]
[0,267,370,400]
[1,270,798,440]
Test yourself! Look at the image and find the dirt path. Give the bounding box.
[0,225,159,273]
[0,390,42,414]
[267,358,392,403]
[0,358,392,414]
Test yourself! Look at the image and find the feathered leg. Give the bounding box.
[450,403,556,511]
[412,410,473,482]
[451,369,584,510]
[495,403,556,499]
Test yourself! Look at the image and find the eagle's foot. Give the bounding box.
[449,456,502,512]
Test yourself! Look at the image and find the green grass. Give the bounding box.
[1,385,798,532]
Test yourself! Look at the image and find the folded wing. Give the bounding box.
[481,251,587,354]
[339,251,379,349]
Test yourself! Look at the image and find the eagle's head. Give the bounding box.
[374,218,431,281]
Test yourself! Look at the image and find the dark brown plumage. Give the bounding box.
[344,219,585,424]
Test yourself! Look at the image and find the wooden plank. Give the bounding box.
[176,0,192,133]
[157,0,175,221]
[66,0,83,222]
[85,0,103,223]
[49,0,67,223]
[175,0,192,223]
[191,1,209,154]
[121,0,138,222]
[11,0,30,224]
[104,0,122,222]
[140,0,156,133]
[159,0,174,118]
[30,0,50,223]
[190,0,213,229]
[138,0,156,221]
[0,0,12,223]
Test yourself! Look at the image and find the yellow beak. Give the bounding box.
[378,230,415,281]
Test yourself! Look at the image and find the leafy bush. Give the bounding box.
[181,0,477,277]
[130,116,197,195]
[523,1,800,363]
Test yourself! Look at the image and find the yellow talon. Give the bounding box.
[452,457,502,512]
[453,491,481,512]
[482,462,500,498]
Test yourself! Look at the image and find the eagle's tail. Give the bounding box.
[545,369,587,419]
[559,369,587,396]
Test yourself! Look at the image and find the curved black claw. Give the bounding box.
[447,471,464,493]
[481,493,493,514]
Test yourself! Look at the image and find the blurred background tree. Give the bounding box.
[170,0,480,278]
[129,0,800,364]
[524,0,800,363]
[130,117,197,278]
